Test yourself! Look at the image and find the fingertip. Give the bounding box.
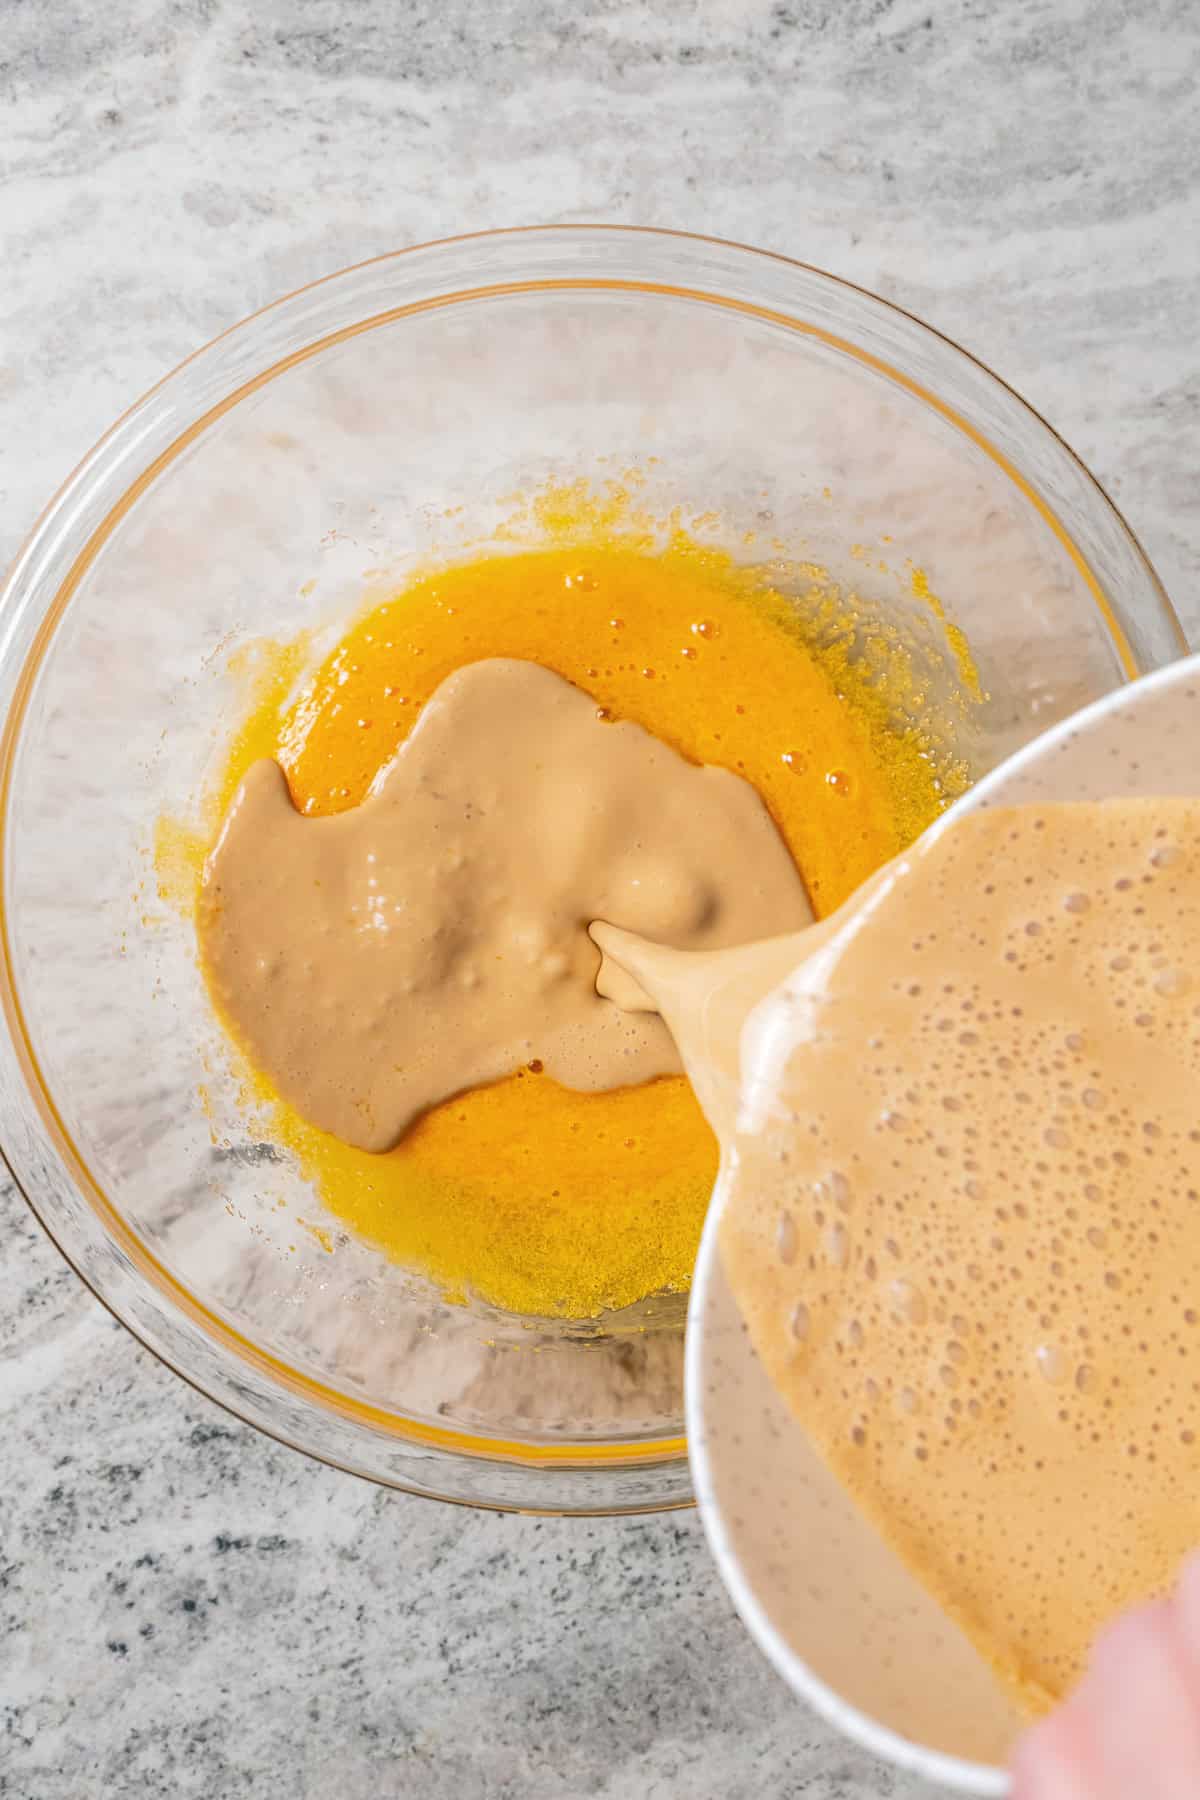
[1009,1706,1096,1800]
[1087,1593,1173,1680]
[1009,1719,1051,1799]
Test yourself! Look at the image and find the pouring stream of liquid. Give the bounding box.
[591,860,894,1140]
[590,924,812,1141]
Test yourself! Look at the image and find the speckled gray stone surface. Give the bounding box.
[2,2,1198,1795]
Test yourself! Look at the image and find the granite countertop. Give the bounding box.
[2,2,1198,1795]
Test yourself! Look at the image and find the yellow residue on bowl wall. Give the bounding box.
[160,482,976,1318]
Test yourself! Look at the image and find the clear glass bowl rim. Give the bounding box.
[0,223,1185,1514]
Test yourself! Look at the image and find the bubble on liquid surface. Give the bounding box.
[1154,968,1191,998]
[825,1222,850,1268]
[888,1279,928,1326]
[829,1170,852,1211]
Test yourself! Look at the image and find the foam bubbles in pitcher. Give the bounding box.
[719,797,1200,1714]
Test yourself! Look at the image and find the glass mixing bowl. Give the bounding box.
[0,227,1183,1513]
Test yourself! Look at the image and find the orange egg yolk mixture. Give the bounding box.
[211,540,954,1316]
